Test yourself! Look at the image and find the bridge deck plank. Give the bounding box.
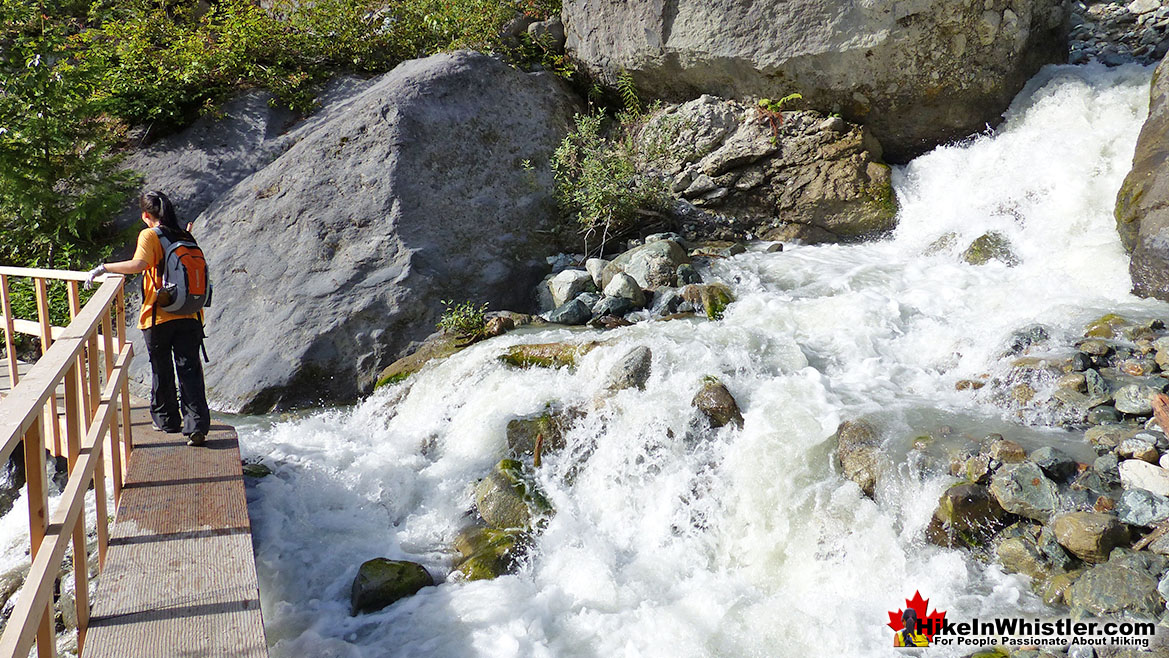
[83,403,268,658]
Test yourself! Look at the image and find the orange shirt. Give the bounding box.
[132,228,200,329]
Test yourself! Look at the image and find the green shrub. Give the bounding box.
[437,299,489,340]
[551,112,671,250]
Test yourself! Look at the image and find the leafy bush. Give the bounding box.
[551,112,671,250]
[437,300,489,340]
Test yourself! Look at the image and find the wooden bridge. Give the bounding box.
[0,268,268,657]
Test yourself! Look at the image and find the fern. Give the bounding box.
[616,69,640,115]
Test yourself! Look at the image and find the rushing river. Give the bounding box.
[233,63,1163,658]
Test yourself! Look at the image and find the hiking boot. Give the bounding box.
[186,432,206,447]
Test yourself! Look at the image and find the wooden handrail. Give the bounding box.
[0,269,135,658]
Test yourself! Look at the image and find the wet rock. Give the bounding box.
[1087,405,1121,425]
[835,419,883,497]
[1030,446,1078,482]
[1114,384,1159,415]
[676,264,701,285]
[1085,368,1110,397]
[453,526,526,581]
[1118,436,1159,463]
[1085,313,1130,339]
[1119,459,1169,497]
[681,283,734,320]
[1116,488,1169,527]
[241,462,272,478]
[592,295,635,318]
[548,269,596,308]
[1009,324,1052,354]
[605,346,653,392]
[602,273,647,308]
[963,232,1019,266]
[1051,512,1130,563]
[1087,426,1138,451]
[692,377,744,429]
[925,483,1007,548]
[1119,52,1169,301]
[1042,569,1084,607]
[965,454,993,485]
[1080,339,1114,357]
[1095,453,1121,487]
[1057,373,1088,393]
[995,522,1074,582]
[990,462,1061,522]
[1072,353,1093,372]
[506,408,580,457]
[474,459,553,530]
[351,558,434,615]
[1065,550,1165,619]
[989,438,1027,463]
[484,316,517,338]
[375,332,465,389]
[499,342,598,369]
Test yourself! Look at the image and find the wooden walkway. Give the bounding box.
[82,402,268,658]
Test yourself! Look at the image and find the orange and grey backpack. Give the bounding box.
[151,227,211,322]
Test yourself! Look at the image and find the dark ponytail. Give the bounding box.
[140,190,193,240]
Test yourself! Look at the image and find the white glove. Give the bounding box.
[84,264,107,290]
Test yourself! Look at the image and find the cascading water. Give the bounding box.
[235,63,1164,658]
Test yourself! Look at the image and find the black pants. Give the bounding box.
[143,318,210,435]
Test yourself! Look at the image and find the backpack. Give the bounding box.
[151,227,211,319]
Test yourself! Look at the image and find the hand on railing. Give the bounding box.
[83,264,107,290]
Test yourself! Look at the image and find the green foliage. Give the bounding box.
[551,112,671,248]
[756,92,804,143]
[437,299,489,340]
[616,69,639,115]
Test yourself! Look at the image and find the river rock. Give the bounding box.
[563,0,1067,162]
[500,341,598,369]
[681,283,734,320]
[1118,53,1169,301]
[1096,453,1122,486]
[602,273,647,308]
[995,523,1073,582]
[692,377,744,429]
[925,483,1007,548]
[506,408,581,457]
[1118,436,1159,462]
[170,51,578,412]
[1051,512,1131,563]
[374,331,465,389]
[989,438,1027,463]
[605,346,653,392]
[963,231,1020,266]
[835,419,882,497]
[549,270,597,307]
[350,558,434,615]
[637,97,895,243]
[990,462,1061,522]
[1065,550,1165,619]
[547,297,593,325]
[474,459,553,530]
[1119,459,1169,496]
[1114,384,1158,415]
[1117,488,1169,527]
[585,258,609,288]
[1030,446,1078,482]
[453,526,526,581]
[592,295,636,318]
[601,240,689,290]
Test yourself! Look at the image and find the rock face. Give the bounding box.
[638,97,895,243]
[176,52,577,412]
[1118,52,1169,301]
[563,0,1068,161]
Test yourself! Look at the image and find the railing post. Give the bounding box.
[0,273,17,388]
[63,357,91,653]
[24,414,55,658]
[102,314,123,505]
[33,278,62,458]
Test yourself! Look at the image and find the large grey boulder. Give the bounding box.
[162,52,577,412]
[638,97,895,243]
[1118,53,1169,300]
[563,0,1068,161]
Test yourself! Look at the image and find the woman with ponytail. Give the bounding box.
[85,191,211,446]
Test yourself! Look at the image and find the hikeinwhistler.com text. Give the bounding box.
[919,617,1158,648]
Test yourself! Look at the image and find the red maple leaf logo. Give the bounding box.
[887,591,947,641]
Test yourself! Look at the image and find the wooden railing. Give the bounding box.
[0,267,134,658]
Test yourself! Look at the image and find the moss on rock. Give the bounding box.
[350,558,434,615]
[499,342,598,369]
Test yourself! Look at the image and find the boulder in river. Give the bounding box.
[834,419,883,498]
[165,51,578,413]
[474,459,554,530]
[989,462,1060,522]
[925,483,1007,548]
[350,558,434,615]
[604,346,653,392]
[1050,512,1130,564]
[1065,550,1166,619]
[691,377,744,429]
[994,522,1074,583]
[500,342,598,369]
[1118,52,1169,301]
[506,408,581,457]
[452,526,527,582]
[1119,459,1169,497]
[601,240,689,290]
[563,0,1068,161]
[681,283,734,321]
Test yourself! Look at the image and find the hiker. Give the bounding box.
[894,608,928,647]
[85,191,211,446]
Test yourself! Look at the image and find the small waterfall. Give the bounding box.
[238,63,1163,658]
